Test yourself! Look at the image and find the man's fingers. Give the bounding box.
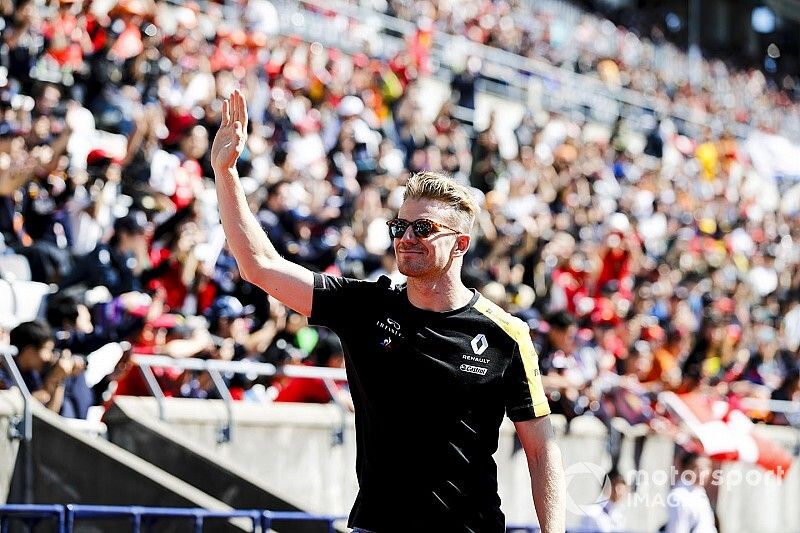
[231,89,240,124]
[222,99,230,127]
[238,90,248,128]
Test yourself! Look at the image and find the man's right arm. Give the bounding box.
[212,90,314,317]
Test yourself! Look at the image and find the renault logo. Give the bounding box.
[471,334,488,355]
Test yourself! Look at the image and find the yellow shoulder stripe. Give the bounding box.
[473,296,551,417]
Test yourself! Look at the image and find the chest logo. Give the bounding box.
[460,364,488,376]
[376,317,403,338]
[471,334,488,355]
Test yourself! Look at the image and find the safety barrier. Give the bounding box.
[133,354,349,444]
[0,504,654,532]
[0,504,64,533]
[0,504,346,533]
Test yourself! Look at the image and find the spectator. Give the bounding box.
[3,320,92,418]
[0,0,797,434]
[60,210,150,295]
[274,334,351,409]
[666,451,718,533]
[578,469,628,532]
[769,367,800,426]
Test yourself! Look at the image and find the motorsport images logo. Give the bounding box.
[563,462,611,516]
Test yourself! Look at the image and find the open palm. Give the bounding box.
[210,89,249,172]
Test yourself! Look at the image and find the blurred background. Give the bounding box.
[1,0,800,531]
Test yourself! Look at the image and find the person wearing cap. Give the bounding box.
[211,91,565,533]
[60,210,151,295]
[206,295,254,357]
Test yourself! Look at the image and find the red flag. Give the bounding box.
[660,391,793,478]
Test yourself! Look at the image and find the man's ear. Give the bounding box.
[452,234,471,257]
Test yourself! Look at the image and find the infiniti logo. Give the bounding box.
[376,317,403,337]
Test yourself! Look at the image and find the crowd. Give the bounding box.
[0,0,798,442]
[382,0,800,138]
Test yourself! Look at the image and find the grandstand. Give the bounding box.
[0,0,799,531]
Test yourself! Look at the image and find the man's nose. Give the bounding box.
[399,225,418,242]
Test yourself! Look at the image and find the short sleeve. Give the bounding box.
[309,273,380,334]
[504,331,551,421]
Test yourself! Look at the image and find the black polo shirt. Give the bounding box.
[310,273,550,533]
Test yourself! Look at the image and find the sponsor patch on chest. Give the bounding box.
[459,364,488,376]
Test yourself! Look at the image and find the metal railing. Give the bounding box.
[0,346,29,442]
[133,355,348,444]
[0,504,348,533]
[741,397,800,415]
[0,504,661,533]
[0,346,34,505]
[65,505,262,532]
[0,504,65,533]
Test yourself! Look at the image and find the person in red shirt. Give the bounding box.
[41,0,91,70]
[274,334,351,409]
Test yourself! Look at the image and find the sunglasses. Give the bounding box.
[386,218,462,239]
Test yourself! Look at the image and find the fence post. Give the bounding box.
[261,511,272,532]
[65,505,74,533]
[56,506,66,533]
[138,364,167,422]
[130,511,141,533]
[207,367,234,443]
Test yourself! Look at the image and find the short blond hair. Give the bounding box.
[403,172,479,232]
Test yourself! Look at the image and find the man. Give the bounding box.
[578,469,628,532]
[666,452,718,533]
[211,90,565,532]
[3,320,91,418]
[60,211,150,295]
[536,311,598,422]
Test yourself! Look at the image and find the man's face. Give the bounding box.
[549,325,576,353]
[393,198,466,279]
[610,478,629,503]
[182,126,209,159]
[690,456,712,485]
[24,340,55,372]
[118,230,147,254]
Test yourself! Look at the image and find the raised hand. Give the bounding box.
[210,89,249,173]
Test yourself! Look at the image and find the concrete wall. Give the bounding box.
[109,398,357,518]
[108,397,800,533]
[104,401,344,533]
[0,391,251,532]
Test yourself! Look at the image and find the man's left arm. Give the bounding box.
[515,416,566,533]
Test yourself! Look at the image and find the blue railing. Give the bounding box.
[0,504,65,533]
[0,505,348,532]
[0,505,544,532]
[0,505,651,532]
